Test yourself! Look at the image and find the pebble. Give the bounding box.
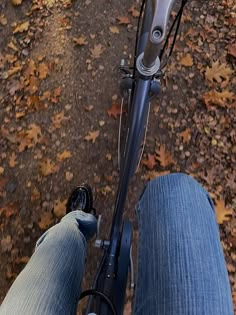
[6,181,17,193]
[179,145,183,151]
[185,151,191,157]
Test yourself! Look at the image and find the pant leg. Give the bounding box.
[133,173,233,315]
[0,211,95,315]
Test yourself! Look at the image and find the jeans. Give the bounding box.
[0,174,233,314]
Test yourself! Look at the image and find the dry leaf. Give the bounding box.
[65,171,73,181]
[53,199,67,218]
[0,203,18,218]
[11,0,23,5]
[9,153,17,168]
[8,41,18,52]
[1,235,12,253]
[13,21,30,34]
[0,14,7,26]
[109,26,120,34]
[227,43,236,58]
[24,59,36,78]
[38,62,49,80]
[26,124,42,144]
[142,154,156,170]
[155,145,175,167]
[40,159,58,176]
[31,187,40,201]
[98,185,112,196]
[142,170,170,181]
[73,36,88,46]
[0,167,4,175]
[205,61,233,85]
[38,211,54,229]
[26,76,39,94]
[180,54,193,67]
[51,111,69,128]
[106,153,112,160]
[16,256,30,264]
[116,16,130,25]
[179,128,191,144]
[128,5,139,18]
[84,130,100,143]
[4,66,22,79]
[214,199,233,224]
[90,44,105,59]
[57,150,72,161]
[51,87,62,103]
[202,90,235,109]
[107,103,124,119]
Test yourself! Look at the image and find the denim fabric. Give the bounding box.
[0,174,233,315]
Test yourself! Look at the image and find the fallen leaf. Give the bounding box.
[142,170,170,181]
[179,128,191,144]
[214,199,233,224]
[24,59,36,78]
[16,256,30,264]
[26,95,40,109]
[142,154,156,170]
[97,185,112,196]
[51,87,62,103]
[202,90,235,109]
[109,26,120,34]
[0,14,7,26]
[53,199,67,218]
[38,211,54,229]
[106,153,112,160]
[180,54,193,67]
[26,76,39,94]
[1,235,12,253]
[84,130,100,143]
[40,159,58,176]
[13,21,30,34]
[205,61,233,85]
[40,90,51,101]
[0,203,18,218]
[116,16,130,25]
[31,187,40,201]
[83,104,94,112]
[38,62,49,79]
[26,124,42,144]
[65,171,73,181]
[57,150,72,161]
[73,36,88,46]
[11,0,23,5]
[8,41,18,52]
[107,103,124,119]
[9,153,17,168]
[90,44,105,59]
[227,43,236,58]
[155,145,175,167]
[51,111,69,128]
[128,5,139,18]
[0,167,4,175]
[4,66,22,79]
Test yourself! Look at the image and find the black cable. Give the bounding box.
[80,289,118,315]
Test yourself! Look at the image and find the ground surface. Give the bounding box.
[0,0,235,313]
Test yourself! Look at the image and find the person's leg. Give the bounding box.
[133,173,233,315]
[0,211,97,315]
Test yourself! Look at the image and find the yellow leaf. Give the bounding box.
[53,199,67,218]
[205,61,233,85]
[180,54,193,67]
[13,21,30,34]
[40,159,58,176]
[155,145,175,167]
[202,90,235,109]
[11,0,22,6]
[214,199,233,224]
[90,44,105,59]
[73,36,88,46]
[109,26,120,34]
[9,153,17,168]
[57,150,72,161]
[38,62,49,80]
[84,130,100,143]
[38,211,54,229]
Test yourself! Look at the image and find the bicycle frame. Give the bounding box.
[85,0,177,314]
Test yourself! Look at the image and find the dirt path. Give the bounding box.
[0,0,235,312]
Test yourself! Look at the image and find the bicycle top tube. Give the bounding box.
[142,0,176,68]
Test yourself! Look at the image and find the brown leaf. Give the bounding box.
[51,87,62,103]
[38,211,54,229]
[205,61,233,85]
[155,145,175,167]
[73,36,88,46]
[0,203,18,218]
[13,21,30,34]
[40,159,58,176]
[214,199,233,224]
[1,235,12,253]
[57,150,72,161]
[8,41,18,52]
[4,66,22,79]
[24,59,36,78]
[84,130,100,143]
[9,152,17,168]
[51,111,69,128]
[11,0,23,5]
[26,95,40,109]
[31,187,40,201]
[97,185,112,196]
[65,171,73,181]
[142,170,170,181]
[0,14,7,26]
[142,154,156,170]
[180,54,193,67]
[90,44,105,59]
[202,90,235,109]
[227,43,236,58]
[116,16,130,25]
[107,103,124,119]
[38,62,49,80]
[26,124,42,144]
[109,26,120,34]
[106,153,112,160]
[26,76,39,94]
[16,256,30,264]
[128,5,139,18]
[179,128,191,144]
[53,199,67,218]
[0,167,4,175]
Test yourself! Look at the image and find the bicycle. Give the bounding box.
[79,0,188,314]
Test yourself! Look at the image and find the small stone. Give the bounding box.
[179,145,183,151]
[112,94,118,101]
[173,85,178,91]
[65,171,73,181]
[185,151,191,157]
[56,140,60,146]
[99,120,105,127]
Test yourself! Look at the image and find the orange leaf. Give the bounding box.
[26,76,39,94]
[107,103,124,119]
[142,170,170,181]
[0,203,18,218]
[40,159,58,176]
[142,153,156,170]
[128,5,139,18]
[57,150,72,161]
[214,199,233,224]
[180,54,193,67]
[155,145,175,167]
[227,43,236,58]
[51,111,69,128]
[116,16,130,25]
[38,62,49,79]
[51,87,62,103]
[26,124,42,144]
[53,199,67,218]
[38,211,54,229]
[24,59,36,78]
[202,90,235,109]
[9,152,17,168]
[84,130,100,143]
[179,128,191,144]
[205,61,233,85]
[73,35,88,46]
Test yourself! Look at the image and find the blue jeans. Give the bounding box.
[0,174,233,314]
